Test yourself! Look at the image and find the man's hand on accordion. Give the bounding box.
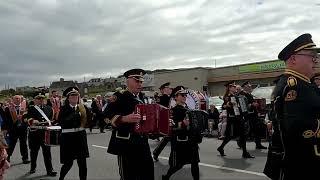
[183,119,190,126]
[121,113,141,123]
[169,119,175,126]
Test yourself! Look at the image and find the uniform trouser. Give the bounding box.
[117,153,154,180]
[59,158,87,180]
[7,127,28,161]
[28,131,53,172]
[219,121,249,155]
[153,136,170,157]
[165,162,199,180]
[248,114,263,146]
[90,117,106,132]
[98,118,106,132]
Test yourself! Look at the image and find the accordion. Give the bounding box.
[186,110,208,143]
[134,104,171,135]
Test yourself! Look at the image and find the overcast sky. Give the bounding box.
[1,0,320,89]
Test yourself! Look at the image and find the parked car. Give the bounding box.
[208,96,224,112]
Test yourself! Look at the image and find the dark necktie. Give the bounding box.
[15,106,20,114]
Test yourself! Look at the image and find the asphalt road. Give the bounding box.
[6,129,270,180]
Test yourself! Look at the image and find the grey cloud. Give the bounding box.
[0,0,320,89]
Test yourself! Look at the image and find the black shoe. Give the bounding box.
[237,141,242,149]
[47,171,57,177]
[256,145,267,149]
[162,175,169,180]
[29,169,36,174]
[217,147,226,156]
[242,152,255,158]
[23,160,30,164]
[153,155,159,162]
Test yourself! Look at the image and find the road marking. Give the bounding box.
[92,144,108,149]
[92,144,266,177]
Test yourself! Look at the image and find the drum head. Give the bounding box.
[169,89,200,110]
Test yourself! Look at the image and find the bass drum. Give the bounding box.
[195,91,208,111]
[170,89,200,110]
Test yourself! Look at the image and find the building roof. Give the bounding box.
[50,80,76,88]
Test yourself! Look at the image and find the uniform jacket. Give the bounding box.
[105,90,149,155]
[273,69,320,178]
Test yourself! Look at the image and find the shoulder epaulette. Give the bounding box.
[287,76,298,87]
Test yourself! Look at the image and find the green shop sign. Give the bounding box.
[239,61,285,73]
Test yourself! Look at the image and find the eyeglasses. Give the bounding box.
[294,54,320,63]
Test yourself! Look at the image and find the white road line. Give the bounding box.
[92,144,266,177]
[92,144,108,149]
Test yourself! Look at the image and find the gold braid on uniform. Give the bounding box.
[78,103,87,128]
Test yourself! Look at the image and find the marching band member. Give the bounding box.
[104,69,154,180]
[91,95,107,133]
[162,86,200,180]
[1,95,29,164]
[58,87,89,180]
[240,81,267,149]
[26,94,57,176]
[47,90,61,123]
[217,81,254,158]
[153,82,172,161]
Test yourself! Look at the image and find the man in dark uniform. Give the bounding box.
[26,94,57,176]
[272,33,320,179]
[240,81,267,149]
[91,95,107,133]
[104,68,154,180]
[311,72,320,95]
[153,82,172,161]
[1,95,29,163]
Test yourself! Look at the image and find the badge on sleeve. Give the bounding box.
[287,76,297,87]
[285,90,297,101]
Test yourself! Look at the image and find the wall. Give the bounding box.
[154,68,209,91]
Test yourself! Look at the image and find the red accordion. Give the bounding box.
[134,104,171,135]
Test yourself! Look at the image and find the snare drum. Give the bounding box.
[44,126,62,146]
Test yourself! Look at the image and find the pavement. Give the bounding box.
[5,129,270,180]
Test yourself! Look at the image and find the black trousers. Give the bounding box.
[164,162,199,180]
[7,126,28,161]
[90,116,106,132]
[218,120,249,155]
[153,136,170,157]
[28,130,54,172]
[248,114,263,146]
[59,158,87,180]
[117,153,154,180]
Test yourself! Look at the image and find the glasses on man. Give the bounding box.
[294,54,320,63]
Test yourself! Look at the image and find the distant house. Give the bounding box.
[87,78,104,87]
[16,86,35,92]
[104,77,123,90]
[49,78,78,97]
